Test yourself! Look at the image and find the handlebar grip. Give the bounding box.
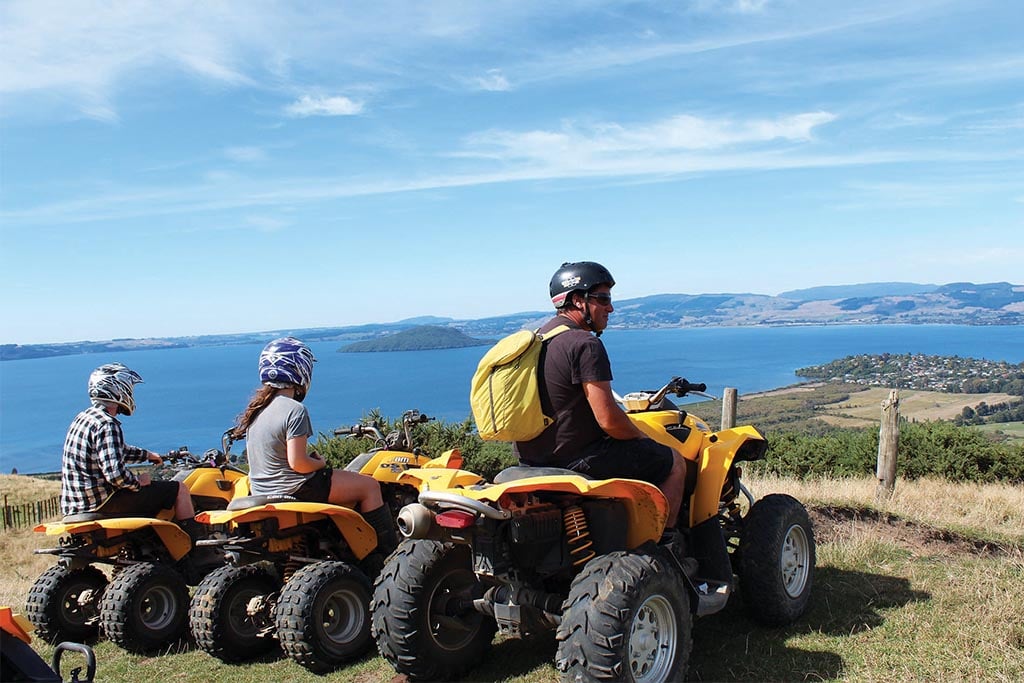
[692,382,707,392]
[334,427,355,435]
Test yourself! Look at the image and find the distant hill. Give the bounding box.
[338,325,493,353]
[3,281,1021,360]
[779,282,938,301]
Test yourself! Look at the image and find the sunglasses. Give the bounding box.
[586,292,613,305]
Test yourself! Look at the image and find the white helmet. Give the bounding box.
[88,363,144,415]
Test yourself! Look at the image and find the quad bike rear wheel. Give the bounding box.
[189,563,281,662]
[556,550,692,683]
[100,562,189,652]
[738,493,815,626]
[25,564,107,643]
[371,541,496,682]
[275,560,373,673]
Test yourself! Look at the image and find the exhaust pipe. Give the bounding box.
[397,503,436,539]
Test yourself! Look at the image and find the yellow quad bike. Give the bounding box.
[26,446,246,653]
[188,410,478,674]
[374,377,816,683]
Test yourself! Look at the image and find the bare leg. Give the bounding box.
[328,470,384,511]
[173,482,195,521]
[659,452,688,528]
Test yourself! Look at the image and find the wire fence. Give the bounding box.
[2,495,61,530]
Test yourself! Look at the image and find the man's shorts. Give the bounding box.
[565,437,675,485]
[97,480,179,517]
[291,467,333,503]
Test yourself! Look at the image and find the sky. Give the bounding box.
[1,0,1022,345]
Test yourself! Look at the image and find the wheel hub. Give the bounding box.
[628,595,676,682]
[781,524,810,598]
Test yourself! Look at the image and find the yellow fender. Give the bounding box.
[397,467,485,491]
[198,502,377,560]
[690,425,765,526]
[410,472,668,549]
[34,518,191,561]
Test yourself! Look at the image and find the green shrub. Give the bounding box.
[752,420,1024,483]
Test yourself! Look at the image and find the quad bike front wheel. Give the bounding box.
[275,560,373,674]
[738,493,816,626]
[100,562,190,653]
[371,541,496,682]
[557,550,692,683]
[189,563,281,662]
[25,564,108,643]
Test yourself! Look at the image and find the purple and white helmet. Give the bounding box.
[88,363,144,415]
[259,337,316,388]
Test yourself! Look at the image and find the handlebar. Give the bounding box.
[333,409,433,453]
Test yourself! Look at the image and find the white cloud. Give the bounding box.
[459,111,837,166]
[284,94,364,117]
[473,69,511,92]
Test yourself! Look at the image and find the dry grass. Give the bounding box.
[745,473,1024,546]
[0,473,60,506]
[815,386,1020,424]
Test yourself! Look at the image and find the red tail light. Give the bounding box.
[435,510,476,529]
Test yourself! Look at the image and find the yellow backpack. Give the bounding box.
[470,325,570,441]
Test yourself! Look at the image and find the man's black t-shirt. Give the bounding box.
[513,316,612,466]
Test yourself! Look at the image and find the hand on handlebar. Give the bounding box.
[147,451,164,466]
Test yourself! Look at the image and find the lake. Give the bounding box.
[1,324,1021,474]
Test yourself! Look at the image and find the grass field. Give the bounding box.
[3,473,1022,682]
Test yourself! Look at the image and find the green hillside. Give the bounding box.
[338,325,492,353]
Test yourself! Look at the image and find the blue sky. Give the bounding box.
[1,0,1022,345]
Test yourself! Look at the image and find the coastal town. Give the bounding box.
[796,353,1024,395]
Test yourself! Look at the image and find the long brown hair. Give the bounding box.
[231,385,280,440]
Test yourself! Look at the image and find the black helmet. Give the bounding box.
[549,261,615,309]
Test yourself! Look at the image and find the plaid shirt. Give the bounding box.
[60,402,150,515]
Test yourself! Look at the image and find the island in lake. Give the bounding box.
[338,325,493,353]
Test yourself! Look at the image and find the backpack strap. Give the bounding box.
[535,323,585,431]
[536,324,571,342]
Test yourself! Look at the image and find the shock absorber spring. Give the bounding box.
[283,537,308,583]
[563,505,595,567]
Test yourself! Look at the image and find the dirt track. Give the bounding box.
[808,505,1017,557]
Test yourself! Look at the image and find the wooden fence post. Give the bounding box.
[876,389,900,501]
[721,387,737,430]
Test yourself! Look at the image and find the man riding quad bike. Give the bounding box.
[188,411,479,674]
[373,377,815,682]
[26,446,246,653]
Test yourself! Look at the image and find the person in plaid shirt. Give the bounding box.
[60,363,195,525]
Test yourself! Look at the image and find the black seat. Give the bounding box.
[226,494,297,511]
[493,466,593,484]
[61,512,107,523]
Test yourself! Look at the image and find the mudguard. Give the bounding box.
[197,502,377,560]
[397,467,486,491]
[34,518,192,561]
[690,425,765,525]
[408,471,668,549]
